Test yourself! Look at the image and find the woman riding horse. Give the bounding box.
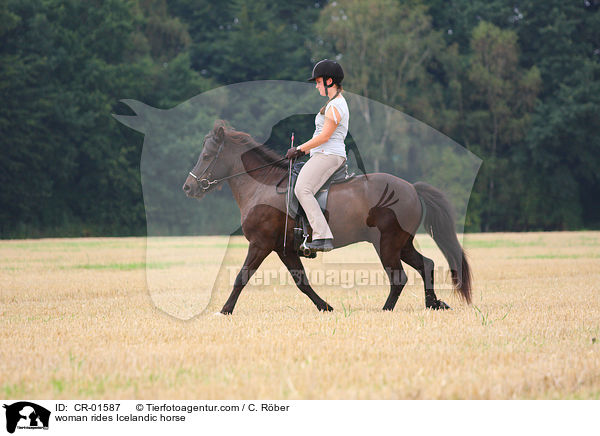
[286,59,349,252]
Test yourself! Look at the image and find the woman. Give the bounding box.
[286,59,349,252]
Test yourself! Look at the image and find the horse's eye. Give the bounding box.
[202,154,211,161]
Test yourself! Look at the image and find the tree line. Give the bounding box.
[1,0,598,237]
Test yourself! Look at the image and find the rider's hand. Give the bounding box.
[286,147,304,159]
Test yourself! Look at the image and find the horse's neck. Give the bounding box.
[226,175,253,213]
[226,144,285,213]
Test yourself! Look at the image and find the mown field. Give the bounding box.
[1,232,599,399]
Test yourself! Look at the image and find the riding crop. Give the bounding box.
[283,132,294,254]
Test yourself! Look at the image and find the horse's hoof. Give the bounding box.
[436,300,452,310]
[426,300,452,310]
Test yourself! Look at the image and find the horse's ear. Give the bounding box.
[215,126,225,143]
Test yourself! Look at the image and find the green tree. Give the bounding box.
[0,0,212,237]
[463,21,540,231]
[515,1,600,229]
[169,0,321,84]
[425,0,600,230]
[314,0,445,172]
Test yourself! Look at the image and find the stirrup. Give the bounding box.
[306,238,334,252]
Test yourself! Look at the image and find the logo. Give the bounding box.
[3,402,50,434]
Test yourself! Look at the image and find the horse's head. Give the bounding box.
[183,121,231,199]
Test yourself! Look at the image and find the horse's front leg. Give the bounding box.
[221,244,271,314]
[277,251,333,312]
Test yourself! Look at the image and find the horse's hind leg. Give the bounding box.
[373,239,408,311]
[221,244,271,315]
[401,238,451,310]
[277,252,333,311]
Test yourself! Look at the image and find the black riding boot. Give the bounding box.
[306,238,334,252]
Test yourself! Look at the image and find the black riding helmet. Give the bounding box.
[308,59,344,88]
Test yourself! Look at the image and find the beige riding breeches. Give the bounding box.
[294,153,346,240]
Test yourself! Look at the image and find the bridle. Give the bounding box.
[188,137,288,192]
[188,137,224,191]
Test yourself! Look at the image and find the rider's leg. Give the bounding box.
[294,153,346,244]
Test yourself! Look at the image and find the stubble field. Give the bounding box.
[1,231,599,399]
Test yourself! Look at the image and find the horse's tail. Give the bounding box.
[413,182,472,304]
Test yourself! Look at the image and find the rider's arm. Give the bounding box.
[298,106,341,153]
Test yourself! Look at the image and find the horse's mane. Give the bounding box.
[213,120,288,170]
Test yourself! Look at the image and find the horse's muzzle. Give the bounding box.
[182,175,205,199]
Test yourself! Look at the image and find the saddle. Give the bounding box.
[283,160,355,257]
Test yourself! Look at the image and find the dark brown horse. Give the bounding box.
[183,121,472,314]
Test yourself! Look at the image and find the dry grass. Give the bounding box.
[1,231,599,399]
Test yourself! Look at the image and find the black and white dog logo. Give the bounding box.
[3,402,50,433]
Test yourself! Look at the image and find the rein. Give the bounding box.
[188,140,288,191]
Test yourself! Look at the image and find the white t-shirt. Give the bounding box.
[310,95,349,158]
